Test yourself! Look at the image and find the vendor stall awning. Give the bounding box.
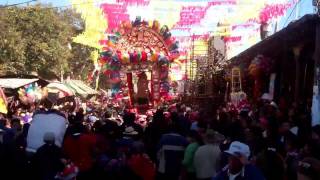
[0,78,39,89]
[47,82,75,96]
[64,80,97,97]
[0,74,49,89]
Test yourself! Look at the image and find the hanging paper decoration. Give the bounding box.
[259,3,292,23]
[71,0,107,49]
[72,0,296,62]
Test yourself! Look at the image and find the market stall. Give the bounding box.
[0,75,49,105]
[64,79,97,99]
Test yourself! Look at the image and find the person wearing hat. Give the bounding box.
[33,132,64,180]
[117,126,139,152]
[213,141,265,180]
[194,129,223,180]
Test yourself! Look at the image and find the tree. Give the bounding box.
[67,42,95,80]
[0,8,26,75]
[0,5,94,80]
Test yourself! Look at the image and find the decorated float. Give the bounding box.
[95,18,179,110]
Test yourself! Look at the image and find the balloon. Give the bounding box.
[137,51,142,62]
[122,53,130,64]
[164,32,171,40]
[116,51,122,60]
[109,78,121,84]
[147,53,151,61]
[123,21,132,30]
[151,53,158,62]
[141,51,147,62]
[152,20,160,32]
[20,96,28,105]
[165,38,173,46]
[18,88,25,96]
[26,87,33,94]
[129,52,134,63]
[99,57,108,64]
[132,51,138,64]
[160,25,169,35]
[104,70,111,75]
[158,56,169,65]
[133,16,141,26]
[169,50,180,60]
[169,41,179,51]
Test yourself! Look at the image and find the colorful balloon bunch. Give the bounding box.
[18,83,48,105]
[248,55,273,77]
[97,17,179,96]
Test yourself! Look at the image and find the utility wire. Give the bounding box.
[44,0,105,10]
[0,0,102,10]
[0,0,37,8]
[283,0,303,27]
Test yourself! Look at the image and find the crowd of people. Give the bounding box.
[0,97,320,180]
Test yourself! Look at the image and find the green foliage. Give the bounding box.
[68,42,95,80]
[0,5,95,80]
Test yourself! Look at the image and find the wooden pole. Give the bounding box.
[293,46,302,104]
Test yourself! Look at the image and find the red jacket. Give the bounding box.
[127,154,156,180]
[63,134,97,171]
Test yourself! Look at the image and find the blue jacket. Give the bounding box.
[157,133,188,175]
[213,164,265,180]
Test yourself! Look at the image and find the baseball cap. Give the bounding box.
[225,141,250,159]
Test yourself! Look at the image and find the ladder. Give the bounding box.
[231,67,242,93]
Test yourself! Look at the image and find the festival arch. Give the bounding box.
[98,18,179,110]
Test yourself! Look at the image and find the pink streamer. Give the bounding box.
[259,3,292,23]
[100,3,130,32]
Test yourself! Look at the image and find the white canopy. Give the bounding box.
[0,78,39,89]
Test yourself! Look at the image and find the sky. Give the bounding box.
[279,0,316,29]
[0,0,70,7]
[0,0,316,30]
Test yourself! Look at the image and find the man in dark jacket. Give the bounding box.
[213,141,265,180]
[33,132,64,180]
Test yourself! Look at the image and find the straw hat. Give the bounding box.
[123,126,138,135]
